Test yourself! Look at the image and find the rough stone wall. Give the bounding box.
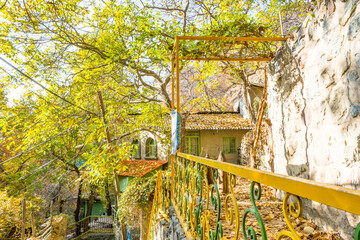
[154,207,186,240]
[51,215,67,240]
[267,0,360,238]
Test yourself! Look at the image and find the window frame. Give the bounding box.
[184,135,200,156]
[131,139,141,159]
[145,138,157,159]
[223,137,237,154]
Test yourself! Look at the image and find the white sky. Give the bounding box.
[0,56,36,104]
[7,85,26,101]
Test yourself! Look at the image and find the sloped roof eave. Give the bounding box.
[186,127,254,130]
[117,160,168,177]
[184,112,254,130]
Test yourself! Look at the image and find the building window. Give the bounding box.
[184,136,200,156]
[145,138,156,158]
[132,139,140,159]
[223,137,236,154]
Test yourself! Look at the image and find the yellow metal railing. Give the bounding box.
[148,153,360,240]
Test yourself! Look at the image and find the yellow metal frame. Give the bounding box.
[147,36,360,240]
[178,152,360,216]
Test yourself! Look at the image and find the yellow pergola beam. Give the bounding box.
[177,35,288,41]
[171,35,288,112]
[179,57,272,61]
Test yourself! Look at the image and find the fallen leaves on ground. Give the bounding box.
[206,178,342,240]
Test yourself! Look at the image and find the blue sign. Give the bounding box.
[171,110,180,155]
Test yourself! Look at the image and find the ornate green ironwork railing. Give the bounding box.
[148,152,360,240]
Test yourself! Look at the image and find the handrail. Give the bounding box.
[178,152,360,215]
[66,215,113,239]
[174,152,360,240]
[67,215,112,225]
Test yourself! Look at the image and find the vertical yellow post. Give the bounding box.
[175,37,180,111]
[21,198,26,240]
[171,52,175,111]
[171,155,175,198]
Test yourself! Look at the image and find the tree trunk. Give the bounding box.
[179,113,186,153]
[74,179,83,236]
[31,210,36,237]
[140,206,151,240]
[86,185,95,218]
[249,97,267,168]
[250,70,268,168]
[217,152,229,194]
[59,200,64,214]
[21,198,26,240]
[83,185,95,233]
[98,91,121,202]
[104,178,112,216]
[121,222,127,240]
[57,196,61,214]
[205,154,214,185]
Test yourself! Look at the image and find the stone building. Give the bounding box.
[130,131,169,162]
[267,0,360,238]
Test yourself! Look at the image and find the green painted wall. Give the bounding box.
[117,165,166,192]
[84,201,106,216]
[92,202,106,216]
[118,176,132,192]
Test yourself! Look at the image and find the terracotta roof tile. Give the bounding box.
[185,112,253,130]
[117,160,167,177]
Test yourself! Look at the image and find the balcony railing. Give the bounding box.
[148,152,360,240]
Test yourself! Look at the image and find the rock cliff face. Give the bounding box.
[268,0,360,238]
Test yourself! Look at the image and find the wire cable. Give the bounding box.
[8,165,64,194]
[0,117,89,166]
[17,158,56,181]
[1,66,64,112]
[0,56,98,117]
[0,132,65,166]
[0,0,7,10]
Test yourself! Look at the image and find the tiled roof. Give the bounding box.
[117,160,167,177]
[185,112,254,130]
